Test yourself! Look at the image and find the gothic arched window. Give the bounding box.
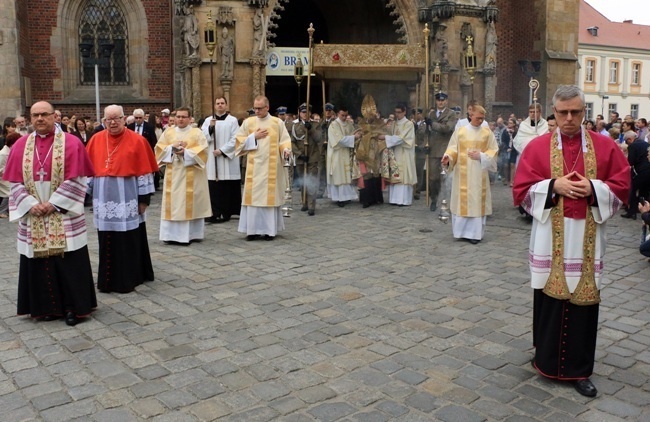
[78,0,129,85]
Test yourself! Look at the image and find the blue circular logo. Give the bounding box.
[268,52,279,69]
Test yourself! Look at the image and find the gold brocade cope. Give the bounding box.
[544,131,600,306]
[380,148,401,183]
[22,131,66,258]
[355,117,387,175]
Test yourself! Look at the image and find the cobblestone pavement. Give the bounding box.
[0,181,648,422]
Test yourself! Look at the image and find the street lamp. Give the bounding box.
[432,61,442,93]
[203,10,217,118]
[79,40,114,122]
[463,35,477,100]
[293,53,304,107]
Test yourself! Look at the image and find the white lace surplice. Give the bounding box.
[89,174,155,232]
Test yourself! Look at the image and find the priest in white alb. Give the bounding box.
[380,104,416,206]
[200,97,241,223]
[442,105,498,244]
[235,96,292,241]
[155,107,211,244]
[326,106,360,207]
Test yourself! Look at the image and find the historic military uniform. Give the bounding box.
[288,103,323,215]
[413,109,427,199]
[318,103,336,198]
[427,92,458,210]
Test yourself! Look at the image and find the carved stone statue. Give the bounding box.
[433,23,449,66]
[484,21,497,71]
[181,5,200,58]
[253,8,268,58]
[220,27,235,80]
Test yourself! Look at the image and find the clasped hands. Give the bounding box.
[553,171,592,199]
[173,141,187,155]
[29,202,56,217]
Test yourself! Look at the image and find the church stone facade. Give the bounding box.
[0,0,578,122]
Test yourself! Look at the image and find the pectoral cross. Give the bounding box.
[37,167,47,182]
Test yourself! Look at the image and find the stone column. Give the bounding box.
[249,58,266,98]
[192,66,201,121]
[0,0,23,118]
[535,0,579,109]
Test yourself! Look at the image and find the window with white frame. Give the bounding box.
[608,104,617,116]
[585,102,593,120]
[585,59,595,83]
[609,61,619,84]
[632,63,641,85]
[631,104,639,119]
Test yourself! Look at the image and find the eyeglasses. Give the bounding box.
[253,106,267,111]
[30,112,54,119]
[554,108,584,117]
[105,116,124,123]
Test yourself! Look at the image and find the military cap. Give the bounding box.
[434,92,448,100]
[276,106,287,114]
[299,103,311,112]
[247,108,255,116]
[325,103,335,111]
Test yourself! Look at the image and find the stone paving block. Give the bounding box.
[352,410,390,422]
[96,388,135,409]
[404,391,439,413]
[268,395,306,415]
[156,389,198,410]
[375,400,410,417]
[153,344,198,361]
[130,397,167,419]
[131,380,170,398]
[392,368,429,385]
[30,391,72,411]
[435,404,486,422]
[308,402,357,422]
[294,385,337,404]
[40,398,96,422]
[547,396,589,417]
[594,396,643,418]
[67,383,107,401]
[12,367,53,388]
[250,380,291,401]
[470,399,516,420]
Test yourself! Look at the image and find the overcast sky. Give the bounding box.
[584,0,650,26]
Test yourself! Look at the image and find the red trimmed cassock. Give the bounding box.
[86,128,159,293]
[513,129,629,380]
[3,129,97,319]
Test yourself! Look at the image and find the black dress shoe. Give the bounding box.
[468,239,480,245]
[362,203,370,209]
[301,205,308,212]
[574,379,597,397]
[430,202,437,212]
[337,201,345,207]
[246,235,260,241]
[308,210,315,216]
[263,235,275,241]
[413,194,420,200]
[65,312,78,327]
[621,213,637,220]
[41,315,60,322]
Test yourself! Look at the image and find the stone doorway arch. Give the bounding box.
[263,0,425,115]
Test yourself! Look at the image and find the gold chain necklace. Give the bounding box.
[562,143,582,174]
[105,132,123,168]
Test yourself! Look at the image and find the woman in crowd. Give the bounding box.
[501,117,518,187]
[1,117,17,149]
[71,117,93,145]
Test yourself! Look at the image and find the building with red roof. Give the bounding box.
[579,0,650,121]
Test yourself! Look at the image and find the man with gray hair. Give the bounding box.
[127,108,160,189]
[513,85,630,398]
[86,105,159,293]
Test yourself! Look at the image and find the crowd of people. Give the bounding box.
[0,85,641,399]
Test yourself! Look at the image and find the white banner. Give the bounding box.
[266,47,310,77]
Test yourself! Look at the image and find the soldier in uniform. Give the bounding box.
[413,108,427,200]
[318,103,336,198]
[427,92,458,211]
[288,103,323,216]
[276,106,287,120]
